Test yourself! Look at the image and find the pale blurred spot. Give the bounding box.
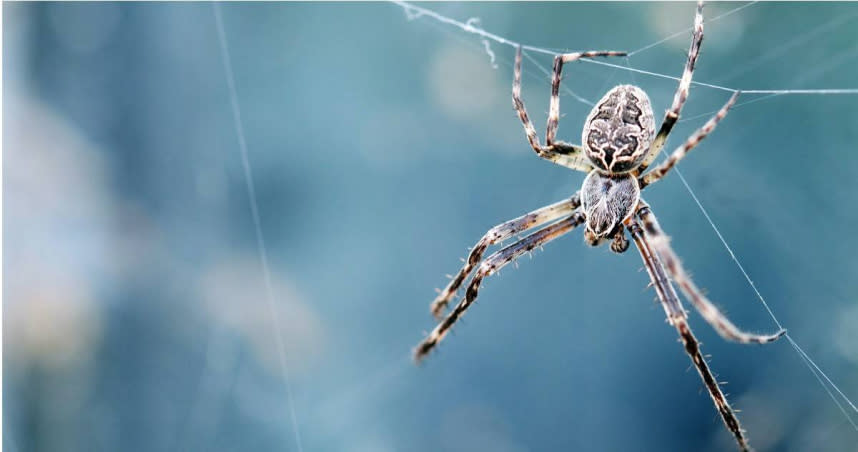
[646,3,747,53]
[5,93,113,370]
[833,304,858,363]
[429,44,505,121]
[428,43,531,157]
[199,258,326,375]
[646,4,694,53]
[358,107,433,168]
[5,286,102,371]
[48,3,121,54]
[703,3,748,52]
[4,100,111,237]
[439,403,529,452]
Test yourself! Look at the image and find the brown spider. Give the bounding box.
[413,2,786,450]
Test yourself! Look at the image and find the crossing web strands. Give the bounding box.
[392,0,858,434]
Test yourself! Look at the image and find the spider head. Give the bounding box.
[582,85,655,174]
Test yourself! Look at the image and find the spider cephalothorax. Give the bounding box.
[416,3,784,451]
[582,85,655,173]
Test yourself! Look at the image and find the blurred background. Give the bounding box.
[4,2,858,451]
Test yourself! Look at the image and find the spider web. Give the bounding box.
[388,0,858,435]
[204,2,858,450]
[212,5,304,452]
[15,3,858,452]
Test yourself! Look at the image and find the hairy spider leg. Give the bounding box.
[636,202,786,344]
[416,211,586,362]
[547,50,627,146]
[637,0,705,174]
[430,194,581,319]
[640,91,739,188]
[628,218,751,452]
[513,46,625,172]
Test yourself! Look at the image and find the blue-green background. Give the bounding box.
[5,2,858,451]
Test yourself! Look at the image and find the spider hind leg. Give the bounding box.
[627,218,751,451]
[429,195,581,319]
[415,211,586,362]
[636,202,785,344]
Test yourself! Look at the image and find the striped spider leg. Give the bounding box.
[640,91,739,188]
[626,217,751,452]
[415,211,586,362]
[513,45,626,173]
[635,0,705,175]
[429,194,581,319]
[635,201,786,344]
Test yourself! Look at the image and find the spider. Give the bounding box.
[413,2,786,451]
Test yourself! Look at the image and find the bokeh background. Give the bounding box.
[5,2,858,451]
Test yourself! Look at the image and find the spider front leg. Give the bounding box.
[637,0,705,174]
[636,202,786,343]
[640,91,739,188]
[415,211,586,362]
[512,46,625,172]
[429,194,581,319]
[628,219,751,452]
[547,49,627,146]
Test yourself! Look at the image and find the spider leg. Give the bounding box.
[627,218,751,452]
[636,202,786,344]
[429,194,581,319]
[637,0,705,174]
[610,224,630,254]
[415,211,586,362]
[547,49,626,147]
[640,92,739,188]
[512,46,623,173]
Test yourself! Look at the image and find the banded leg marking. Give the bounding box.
[640,92,739,188]
[547,49,627,146]
[637,0,705,174]
[416,211,586,362]
[636,204,786,344]
[513,46,625,172]
[430,194,581,318]
[628,219,751,452]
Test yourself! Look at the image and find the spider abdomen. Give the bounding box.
[582,85,655,173]
[580,171,640,238]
